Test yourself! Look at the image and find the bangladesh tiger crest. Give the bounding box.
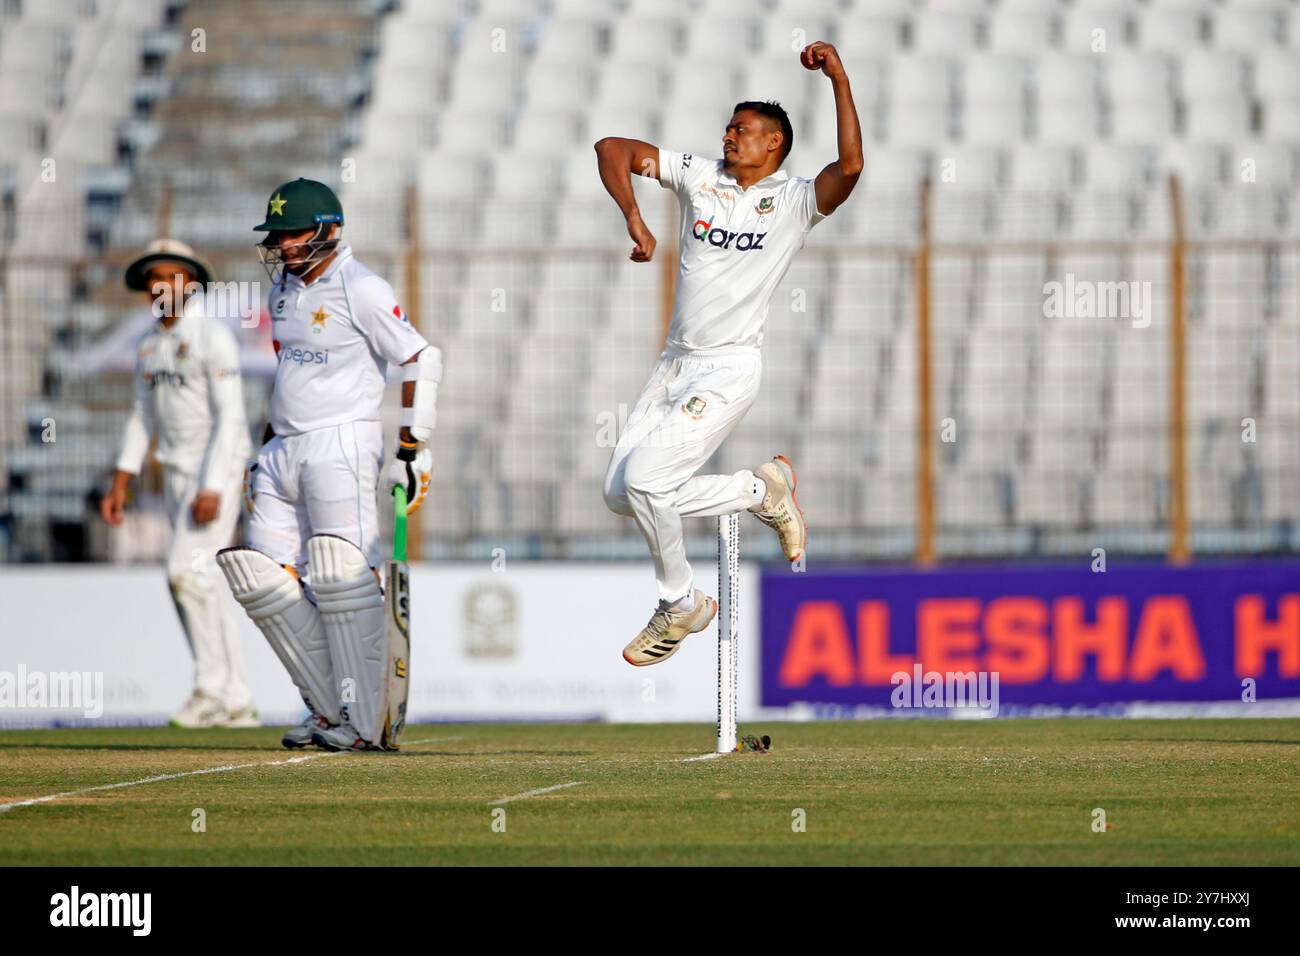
[683,395,707,419]
[756,196,775,215]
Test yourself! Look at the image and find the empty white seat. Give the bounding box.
[1231,140,1296,187]
[939,472,1012,529]
[1112,97,1176,142]
[1264,323,1300,416]
[456,18,528,73]
[890,54,956,106]
[660,109,726,157]
[1214,5,1282,52]
[1037,53,1101,104]
[1262,99,1300,139]
[865,147,928,190]
[913,11,979,55]
[682,16,756,58]
[524,63,596,111]
[444,73,517,114]
[1085,142,1151,188]
[1015,471,1087,527]
[1254,48,1300,101]
[608,16,681,61]
[740,57,815,113]
[434,110,508,150]
[585,105,658,145]
[1138,6,1206,54]
[988,11,1054,55]
[756,16,831,57]
[1011,145,1075,189]
[512,109,584,151]
[836,16,906,57]
[964,104,1025,145]
[1063,5,1131,53]
[381,17,454,63]
[665,62,739,107]
[1105,52,1174,101]
[964,54,1028,103]
[1181,49,1247,99]
[887,98,951,145]
[1093,470,1164,527]
[1159,141,1225,190]
[419,149,489,199]
[532,18,603,63]
[1102,426,1167,475]
[860,471,915,529]
[1186,96,1252,141]
[1038,95,1101,144]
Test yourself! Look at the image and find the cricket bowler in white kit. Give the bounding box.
[595,42,862,665]
[101,239,258,727]
[215,178,439,752]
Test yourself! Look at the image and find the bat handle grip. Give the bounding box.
[392,485,408,563]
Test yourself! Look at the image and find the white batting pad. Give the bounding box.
[215,547,339,724]
[307,535,387,745]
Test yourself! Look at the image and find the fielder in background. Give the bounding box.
[101,239,258,728]
[595,41,862,666]
[216,178,438,752]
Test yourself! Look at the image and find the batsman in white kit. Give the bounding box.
[595,42,862,664]
[101,239,258,728]
[215,178,439,752]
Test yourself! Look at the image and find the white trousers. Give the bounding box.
[164,461,252,709]
[603,350,761,602]
[248,420,385,576]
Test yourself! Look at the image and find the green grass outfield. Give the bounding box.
[1,719,1297,866]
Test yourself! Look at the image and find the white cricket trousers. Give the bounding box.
[164,461,253,710]
[603,349,761,602]
[248,420,385,576]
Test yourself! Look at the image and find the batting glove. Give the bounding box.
[388,440,432,515]
[242,460,259,515]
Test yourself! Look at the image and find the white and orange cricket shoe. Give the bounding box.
[750,455,807,562]
[622,590,718,666]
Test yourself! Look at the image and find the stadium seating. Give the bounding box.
[2,0,1298,562]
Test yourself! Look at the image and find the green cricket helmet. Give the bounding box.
[254,178,344,282]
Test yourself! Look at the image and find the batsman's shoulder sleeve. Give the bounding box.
[350,271,429,367]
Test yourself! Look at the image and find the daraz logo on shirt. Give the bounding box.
[691,216,767,251]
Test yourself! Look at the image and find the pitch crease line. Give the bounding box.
[486,781,584,805]
[0,735,462,815]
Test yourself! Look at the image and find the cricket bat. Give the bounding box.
[380,484,410,750]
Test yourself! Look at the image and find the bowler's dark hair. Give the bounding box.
[733,100,794,164]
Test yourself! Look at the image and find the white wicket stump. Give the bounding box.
[716,513,740,754]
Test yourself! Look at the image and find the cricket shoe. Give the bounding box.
[169,691,226,729]
[220,705,261,729]
[282,713,334,749]
[622,590,717,666]
[750,455,806,562]
[310,722,383,752]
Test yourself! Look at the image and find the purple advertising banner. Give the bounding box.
[761,562,1300,708]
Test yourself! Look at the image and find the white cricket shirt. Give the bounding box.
[658,148,828,353]
[116,293,252,489]
[266,246,428,436]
